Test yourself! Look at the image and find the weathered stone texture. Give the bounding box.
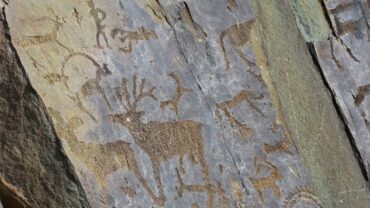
[0,0,369,207]
[0,7,89,208]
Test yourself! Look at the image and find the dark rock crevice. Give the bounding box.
[306,42,369,183]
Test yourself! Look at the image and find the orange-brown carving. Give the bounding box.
[216,90,263,139]
[13,16,64,48]
[85,0,110,48]
[13,16,70,69]
[220,20,258,73]
[109,74,214,207]
[354,83,370,107]
[60,52,113,121]
[227,0,238,12]
[284,187,323,208]
[160,72,192,117]
[250,157,282,206]
[111,27,158,53]
[47,108,164,205]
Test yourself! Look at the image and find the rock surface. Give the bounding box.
[0,0,369,207]
[0,8,89,208]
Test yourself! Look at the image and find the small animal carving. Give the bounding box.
[109,74,214,207]
[219,20,258,74]
[250,157,282,206]
[284,187,323,208]
[160,72,192,117]
[47,108,164,206]
[216,90,263,139]
[111,27,158,53]
[85,0,110,48]
[13,16,63,48]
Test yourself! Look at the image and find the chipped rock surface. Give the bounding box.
[0,0,369,207]
[313,0,370,178]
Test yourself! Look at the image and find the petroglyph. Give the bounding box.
[227,0,239,12]
[216,90,263,139]
[47,108,164,205]
[354,83,370,107]
[109,74,214,206]
[160,72,192,117]
[85,0,110,48]
[220,20,257,72]
[13,16,64,48]
[284,187,323,208]
[111,27,158,53]
[59,52,113,121]
[264,124,292,155]
[250,157,282,206]
[12,16,70,69]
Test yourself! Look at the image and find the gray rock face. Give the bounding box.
[313,0,370,177]
[0,0,369,207]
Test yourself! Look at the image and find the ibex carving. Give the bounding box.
[109,74,214,207]
[47,108,165,206]
[216,90,263,139]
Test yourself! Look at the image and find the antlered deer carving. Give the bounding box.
[109,74,214,207]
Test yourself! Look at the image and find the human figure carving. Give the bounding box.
[160,72,192,117]
[47,108,164,206]
[85,0,110,48]
[220,20,261,80]
[216,90,263,138]
[109,74,214,207]
[250,157,282,206]
[111,27,158,53]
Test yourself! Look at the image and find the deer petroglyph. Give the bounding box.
[109,74,214,207]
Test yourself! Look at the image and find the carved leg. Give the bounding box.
[271,183,280,198]
[97,85,113,111]
[152,160,166,202]
[219,31,231,70]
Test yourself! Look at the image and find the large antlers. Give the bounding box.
[115,74,157,111]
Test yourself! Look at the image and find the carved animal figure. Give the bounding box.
[160,72,192,117]
[47,108,164,206]
[219,20,257,72]
[111,27,158,53]
[263,138,291,155]
[13,16,70,69]
[216,90,263,138]
[109,74,214,207]
[13,16,63,47]
[85,0,110,48]
[284,187,323,208]
[250,157,282,206]
[60,52,113,122]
